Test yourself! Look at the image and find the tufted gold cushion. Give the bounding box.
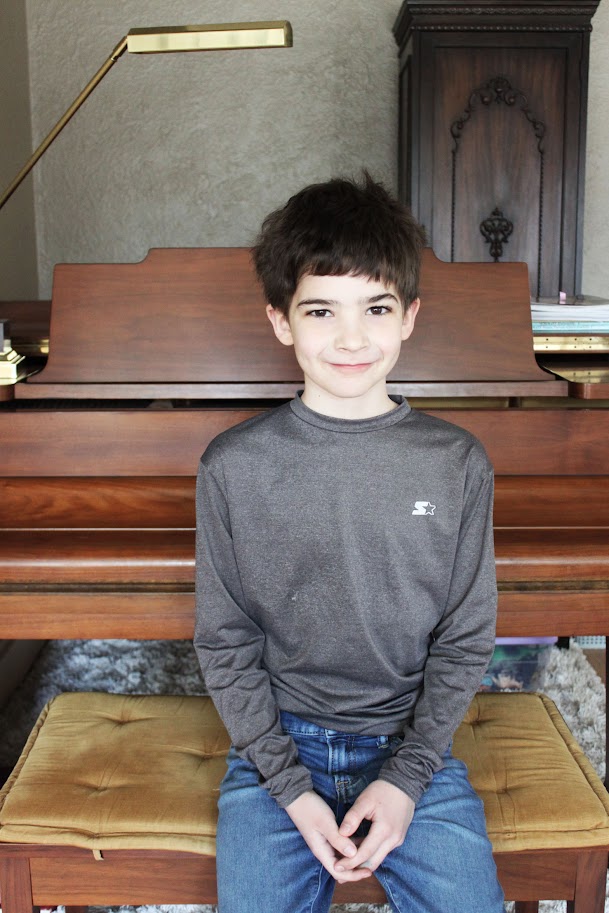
[1,690,609,857]
[0,692,230,854]
[454,691,609,853]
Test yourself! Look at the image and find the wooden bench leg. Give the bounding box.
[514,903,539,912]
[567,850,608,913]
[65,907,89,913]
[0,857,34,913]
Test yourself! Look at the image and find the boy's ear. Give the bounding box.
[266,304,294,347]
[401,297,420,342]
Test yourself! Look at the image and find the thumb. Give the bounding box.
[326,827,358,858]
[319,818,357,857]
[339,800,367,835]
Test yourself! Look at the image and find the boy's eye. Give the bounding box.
[368,305,391,315]
[305,308,332,318]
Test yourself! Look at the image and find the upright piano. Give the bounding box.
[1,248,608,682]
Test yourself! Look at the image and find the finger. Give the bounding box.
[323,826,358,861]
[335,825,387,871]
[308,834,343,876]
[334,866,374,884]
[353,840,397,874]
[304,798,359,859]
[306,831,372,883]
[338,802,369,837]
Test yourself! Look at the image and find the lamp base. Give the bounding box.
[0,346,27,384]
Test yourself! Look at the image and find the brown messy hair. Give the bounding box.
[251,171,426,317]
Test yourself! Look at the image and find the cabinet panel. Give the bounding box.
[434,47,565,297]
[394,3,599,299]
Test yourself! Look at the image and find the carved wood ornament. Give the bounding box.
[480,207,513,262]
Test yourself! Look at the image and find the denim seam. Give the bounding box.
[308,861,327,913]
[377,867,405,913]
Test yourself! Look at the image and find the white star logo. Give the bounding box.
[412,501,436,516]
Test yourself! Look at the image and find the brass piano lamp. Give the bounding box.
[0,21,293,211]
[0,320,26,384]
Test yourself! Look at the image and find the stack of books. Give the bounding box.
[532,295,609,335]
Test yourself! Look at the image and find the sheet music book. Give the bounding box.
[532,321,609,333]
[531,295,609,333]
[531,295,609,322]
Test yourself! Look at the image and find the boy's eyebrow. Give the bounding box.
[295,293,399,309]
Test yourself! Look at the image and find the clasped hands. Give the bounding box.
[285,780,415,884]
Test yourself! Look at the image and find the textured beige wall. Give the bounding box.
[23,1,609,298]
[26,1,399,298]
[0,0,38,298]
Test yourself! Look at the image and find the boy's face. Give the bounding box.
[266,272,419,418]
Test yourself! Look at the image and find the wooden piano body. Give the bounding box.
[1,247,608,654]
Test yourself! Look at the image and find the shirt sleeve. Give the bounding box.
[377,450,497,804]
[193,453,314,809]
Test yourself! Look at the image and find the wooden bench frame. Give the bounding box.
[1,824,607,912]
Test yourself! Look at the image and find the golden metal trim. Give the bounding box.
[533,335,609,352]
[127,21,293,53]
[11,338,49,357]
[543,368,609,384]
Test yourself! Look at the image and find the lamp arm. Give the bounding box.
[0,36,128,211]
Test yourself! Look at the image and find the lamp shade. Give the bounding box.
[127,21,293,54]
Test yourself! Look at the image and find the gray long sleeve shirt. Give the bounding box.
[194,392,497,809]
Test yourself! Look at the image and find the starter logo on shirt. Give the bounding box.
[412,501,436,516]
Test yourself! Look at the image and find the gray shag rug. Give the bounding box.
[0,639,606,913]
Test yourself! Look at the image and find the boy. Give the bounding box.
[194,173,505,913]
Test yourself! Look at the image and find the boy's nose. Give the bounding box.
[335,321,368,351]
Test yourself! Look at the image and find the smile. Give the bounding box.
[329,363,373,371]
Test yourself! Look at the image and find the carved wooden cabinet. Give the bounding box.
[393,1,600,298]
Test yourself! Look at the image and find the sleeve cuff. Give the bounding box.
[377,734,445,805]
[376,770,424,805]
[261,762,315,809]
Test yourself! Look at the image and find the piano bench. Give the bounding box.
[1,693,609,913]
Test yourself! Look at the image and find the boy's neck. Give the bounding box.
[300,388,399,420]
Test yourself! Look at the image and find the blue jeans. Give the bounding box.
[216,708,505,913]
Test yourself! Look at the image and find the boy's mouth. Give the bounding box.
[329,362,373,371]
